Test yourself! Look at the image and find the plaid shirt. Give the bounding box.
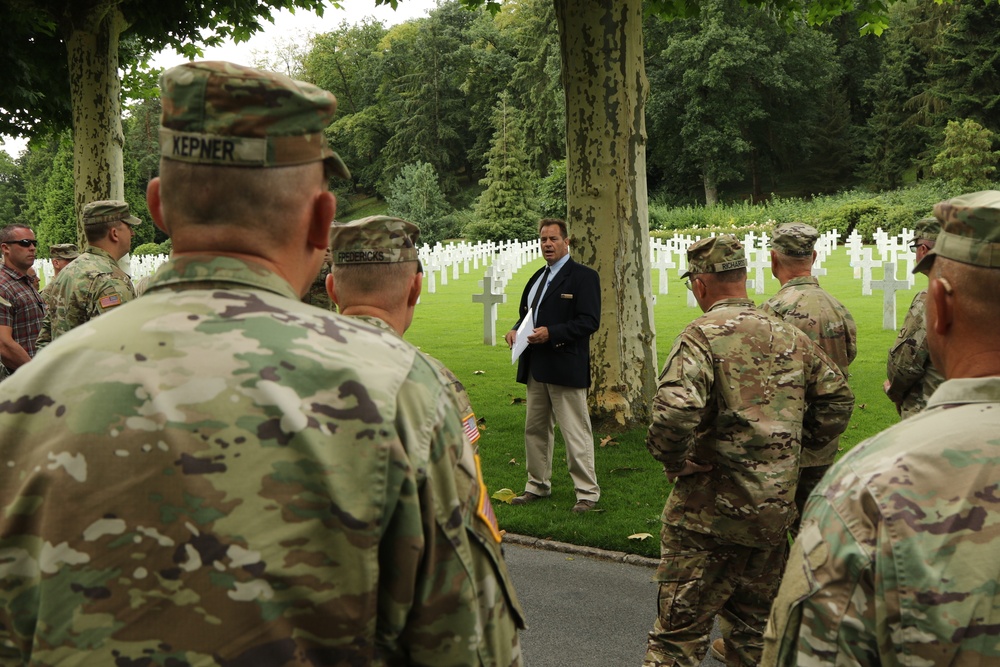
[0,263,46,360]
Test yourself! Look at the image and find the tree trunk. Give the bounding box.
[67,7,126,248]
[555,0,656,431]
[703,170,718,207]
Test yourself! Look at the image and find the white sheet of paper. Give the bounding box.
[511,308,534,363]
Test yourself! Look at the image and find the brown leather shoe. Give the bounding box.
[510,491,542,506]
[571,499,597,513]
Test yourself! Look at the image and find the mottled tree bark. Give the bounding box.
[67,6,126,248]
[555,0,657,430]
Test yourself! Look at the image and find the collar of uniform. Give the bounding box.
[85,246,118,263]
[143,254,300,300]
[707,297,755,312]
[349,314,402,338]
[783,275,819,288]
[925,377,1000,408]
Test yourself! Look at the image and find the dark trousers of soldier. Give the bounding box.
[643,522,786,667]
[788,464,829,538]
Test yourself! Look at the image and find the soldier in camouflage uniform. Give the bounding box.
[763,192,1000,665]
[328,216,524,662]
[0,61,522,666]
[39,243,80,308]
[761,222,857,534]
[883,216,945,419]
[35,201,138,349]
[643,235,854,667]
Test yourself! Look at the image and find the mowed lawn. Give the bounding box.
[405,248,919,558]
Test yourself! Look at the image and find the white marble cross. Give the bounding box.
[871,261,910,330]
[748,248,771,295]
[853,248,879,296]
[652,245,676,295]
[811,248,828,278]
[472,268,507,346]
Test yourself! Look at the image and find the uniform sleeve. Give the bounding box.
[762,495,880,666]
[844,311,858,367]
[35,306,52,350]
[380,357,522,667]
[885,293,928,404]
[802,345,854,452]
[646,329,713,472]
[88,276,135,318]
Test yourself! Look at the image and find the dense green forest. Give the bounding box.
[1,0,999,253]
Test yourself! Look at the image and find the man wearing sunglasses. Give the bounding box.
[0,225,44,377]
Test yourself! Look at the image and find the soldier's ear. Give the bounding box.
[147,178,169,235]
[929,276,953,336]
[407,270,422,308]
[326,273,340,306]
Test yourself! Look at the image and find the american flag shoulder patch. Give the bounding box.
[99,294,122,309]
[474,454,502,543]
[462,411,480,445]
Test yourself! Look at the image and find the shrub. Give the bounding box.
[133,242,161,256]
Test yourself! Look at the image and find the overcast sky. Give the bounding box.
[1,0,439,158]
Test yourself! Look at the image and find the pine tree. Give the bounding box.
[932,118,1000,191]
[469,92,537,242]
[385,162,454,245]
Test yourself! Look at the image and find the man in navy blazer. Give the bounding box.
[504,219,601,512]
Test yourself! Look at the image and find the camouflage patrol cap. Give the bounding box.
[771,222,818,257]
[159,61,350,179]
[912,216,941,243]
[49,243,79,260]
[83,200,141,227]
[681,235,747,278]
[915,190,1000,273]
[329,216,421,265]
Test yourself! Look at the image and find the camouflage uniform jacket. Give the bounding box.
[763,377,1000,667]
[761,275,857,468]
[35,246,136,349]
[647,297,854,548]
[0,254,523,667]
[885,289,945,419]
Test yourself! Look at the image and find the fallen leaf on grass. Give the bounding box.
[610,466,641,473]
[473,370,485,375]
[600,435,618,447]
[628,532,654,541]
[477,417,487,429]
[491,488,517,503]
[510,396,525,405]
[858,403,866,410]
[508,458,519,465]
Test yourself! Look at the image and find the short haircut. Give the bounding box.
[773,250,813,271]
[935,258,1000,326]
[711,267,748,284]
[331,262,418,309]
[158,160,322,245]
[84,219,123,244]
[539,218,568,239]
[0,224,32,244]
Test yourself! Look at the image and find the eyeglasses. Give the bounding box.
[908,243,930,252]
[3,239,37,248]
[685,276,701,291]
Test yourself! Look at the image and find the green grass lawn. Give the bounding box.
[405,248,920,558]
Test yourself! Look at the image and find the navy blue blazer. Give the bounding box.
[512,258,601,388]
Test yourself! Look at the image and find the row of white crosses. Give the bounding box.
[467,239,542,345]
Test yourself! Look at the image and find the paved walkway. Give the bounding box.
[504,535,723,666]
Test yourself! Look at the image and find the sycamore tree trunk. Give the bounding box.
[703,169,719,207]
[66,7,127,248]
[555,0,657,431]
